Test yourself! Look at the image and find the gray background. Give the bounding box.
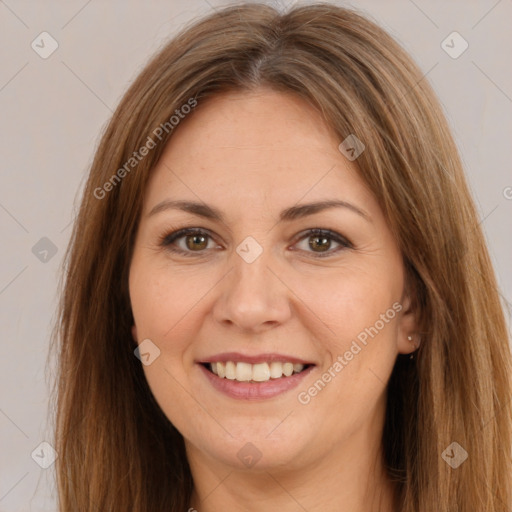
[0,0,511,510]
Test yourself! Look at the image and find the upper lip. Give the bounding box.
[197,352,315,365]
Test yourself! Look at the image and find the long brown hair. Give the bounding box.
[50,3,512,510]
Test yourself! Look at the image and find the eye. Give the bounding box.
[159,227,352,258]
[292,228,352,257]
[160,228,219,256]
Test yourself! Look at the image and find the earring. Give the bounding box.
[408,335,415,360]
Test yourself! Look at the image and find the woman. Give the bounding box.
[50,2,512,511]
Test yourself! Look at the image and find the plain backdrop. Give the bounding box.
[0,0,511,510]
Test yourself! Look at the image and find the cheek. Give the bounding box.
[295,271,401,416]
[130,261,211,343]
[296,266,400,350]
[129,263,209,433]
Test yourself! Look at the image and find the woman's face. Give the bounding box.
[129,88,416,472]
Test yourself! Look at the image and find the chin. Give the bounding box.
[187,421,316,472]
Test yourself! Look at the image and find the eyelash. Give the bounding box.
[158,227,353,258]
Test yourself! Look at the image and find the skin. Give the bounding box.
[129,88,418,512]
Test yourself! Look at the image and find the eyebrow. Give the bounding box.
[147,199,371,223]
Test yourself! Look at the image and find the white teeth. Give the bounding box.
[225,361,236,380]
[269,361,283,378]
[208,361,306,382]
[235,362,252,382]
[252,363,270,382]
[283,362,294,377]
[217,361,226,378]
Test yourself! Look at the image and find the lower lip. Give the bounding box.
[198,364,314,400]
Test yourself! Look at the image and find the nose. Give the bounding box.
[212,244,292,333]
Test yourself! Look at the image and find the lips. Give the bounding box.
[197,352,315,400]
[200,352,314,365]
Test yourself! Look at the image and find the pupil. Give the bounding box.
[187,234,207,250]
[310,236,330,252]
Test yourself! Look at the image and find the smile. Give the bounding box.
[207,361,308,382]
[198,354,315,400]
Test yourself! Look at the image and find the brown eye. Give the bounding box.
[185,233,208,251]
[161,227,351,259]
[308,235,332,252]
[161,228,217,256]
[294,229,352,258]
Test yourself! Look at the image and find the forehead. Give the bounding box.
[142,89,375,218]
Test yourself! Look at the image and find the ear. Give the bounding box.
[131,325,138,343]
[396,292,420,355]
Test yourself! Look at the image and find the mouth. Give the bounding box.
[197,354,315,400]
[201,361,313,383]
